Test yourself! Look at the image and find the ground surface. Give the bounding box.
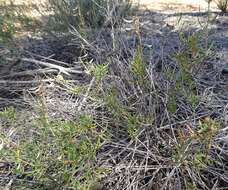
[138,0,218,11]
[1,0,227,112]
[11,0,218,12]
[0,0,228,189]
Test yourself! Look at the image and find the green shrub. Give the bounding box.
[173,118,220,170]
[0,108,104,189]
[0,106,17,124]
[46,0,132,32]
[165,32,209,112]
[131,46,146,84]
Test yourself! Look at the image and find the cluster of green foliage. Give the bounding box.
[0,0,224,188]
[131,46,147,85]
[0,107,105,189]
[84,51,149,139]
[105,92,140,138]
[166,33,210,113]
[0,106,17,121]
[173,117,220,174]
[46,0,132,32]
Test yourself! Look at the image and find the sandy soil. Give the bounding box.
[12,0,218,12]
[136,0,218,12]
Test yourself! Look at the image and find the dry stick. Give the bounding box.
[161,165,180,190]
[142,112,210,131]
[0,79,55,84]
[20,58,85,75]
[77,77,95,112]
[69,26,98,53]
[25,51,71,66]
[0,79,79,85]
[0,69,57,79]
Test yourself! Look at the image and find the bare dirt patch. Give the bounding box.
[137,0,218,12]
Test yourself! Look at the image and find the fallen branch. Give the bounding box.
[77,77,95,111]
[0,79,55,85]
[25,51,81,67]
[21,58,85,76]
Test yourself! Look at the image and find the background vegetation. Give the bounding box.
[0,0,228,189]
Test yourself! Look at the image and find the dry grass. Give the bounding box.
[0,0,228,189]
[215,0,228,12]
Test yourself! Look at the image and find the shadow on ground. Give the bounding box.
[0,6,227,107]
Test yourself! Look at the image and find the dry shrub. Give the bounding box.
[46,0,133,32]
[216,0,228,13]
